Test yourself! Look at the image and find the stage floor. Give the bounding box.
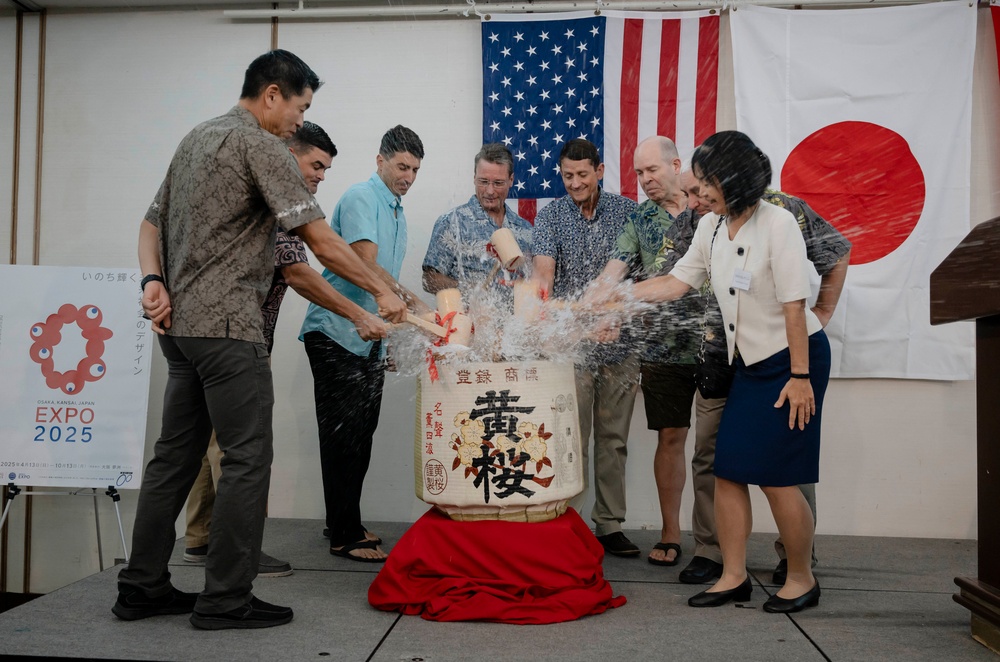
[0,516,993,661]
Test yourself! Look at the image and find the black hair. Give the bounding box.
[690,131,771,218]
[288,121,337,158]
[379,125,424,160]
[240,50,322,100]
[558,138,601,168]
[474,143,514,176]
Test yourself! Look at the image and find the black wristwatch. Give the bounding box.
[140,274,165,291]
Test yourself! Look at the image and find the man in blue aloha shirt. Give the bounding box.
[532,139,641,558]
[422,143,533,296]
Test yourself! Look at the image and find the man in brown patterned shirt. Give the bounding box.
[114,50,406,630]
[181,121,387,578]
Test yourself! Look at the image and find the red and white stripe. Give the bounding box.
[603,11,718,203]
[493,10,719,223]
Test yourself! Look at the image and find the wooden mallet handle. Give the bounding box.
[402,313,449,338]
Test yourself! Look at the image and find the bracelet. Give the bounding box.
[790,372,810,380]
[140,274,164,291]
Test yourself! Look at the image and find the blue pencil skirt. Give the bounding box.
[714,330,831,487]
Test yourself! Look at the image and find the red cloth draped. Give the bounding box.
[368,507,627,624]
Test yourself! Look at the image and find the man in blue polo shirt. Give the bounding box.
[300,125,429,563]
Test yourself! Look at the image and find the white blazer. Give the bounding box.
[670,200,822,366]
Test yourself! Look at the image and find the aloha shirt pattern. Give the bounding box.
[422,195,534,290]
[260,231,310,353]
[145,105,322,344]
[613,199,704,364]
[532,189,638,366]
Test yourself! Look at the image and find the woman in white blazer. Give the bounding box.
[630,131,830,614]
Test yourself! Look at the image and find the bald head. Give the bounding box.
[637,135,680,163]
[633,136,683,211]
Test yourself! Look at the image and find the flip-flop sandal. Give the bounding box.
[648,542,682,567]
[330,539,387,563]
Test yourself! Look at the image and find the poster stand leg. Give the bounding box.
[0,483,130,589]
[105,486,129,563]
[93,490,104,572]
[0,483,22,532]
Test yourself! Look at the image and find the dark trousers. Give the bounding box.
[303,332,385,547]
[117,335,273,613]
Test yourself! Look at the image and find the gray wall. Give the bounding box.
[0,6,996,593]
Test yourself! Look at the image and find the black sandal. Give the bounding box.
[330,539,386,563]
[648,542,682,567]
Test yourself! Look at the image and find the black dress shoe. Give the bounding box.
[763,581,820,613]
[190,596,294,630]
[772,559,788,584]
[112,587,199,621]
[688,577,753,608]
[596,531,641,557]
[679,556,724,584]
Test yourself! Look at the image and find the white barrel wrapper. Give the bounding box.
[415,361,583,522]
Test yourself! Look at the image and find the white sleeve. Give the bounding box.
[770,209,813,303]
[669,213,718,290]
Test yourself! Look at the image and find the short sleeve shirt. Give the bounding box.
[532,190,638,365]
[671,201,822,366]
[299,173,407,357]
[145,105,323,344]
[260,231,310,353]
[764,189,852,276]
[612,200,704,364]
[699,190,852,368]
[422,195,534,290]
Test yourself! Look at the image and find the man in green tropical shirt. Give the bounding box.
[583,135,705,566]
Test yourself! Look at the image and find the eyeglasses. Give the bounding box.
[475,178,510,190]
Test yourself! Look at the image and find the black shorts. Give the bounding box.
[639,362,698,430]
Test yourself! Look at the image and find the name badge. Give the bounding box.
[731,269,752,291]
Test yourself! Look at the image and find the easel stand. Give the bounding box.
[0,483,129,576]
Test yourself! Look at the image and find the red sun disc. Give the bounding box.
[780,121,925,265]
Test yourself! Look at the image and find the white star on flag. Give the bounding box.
[482,10,720,221]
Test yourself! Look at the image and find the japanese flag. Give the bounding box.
[730,3,976,379]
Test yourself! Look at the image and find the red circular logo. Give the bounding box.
[781,121,925,265]
[29,304,113,395]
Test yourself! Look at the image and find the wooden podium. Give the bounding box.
[930,216,1000,655]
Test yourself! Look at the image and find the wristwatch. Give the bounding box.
[140,274,165,291]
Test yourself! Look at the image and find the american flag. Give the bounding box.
[482,10,720,222]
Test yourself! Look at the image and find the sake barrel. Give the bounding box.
[415,360,583,522]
